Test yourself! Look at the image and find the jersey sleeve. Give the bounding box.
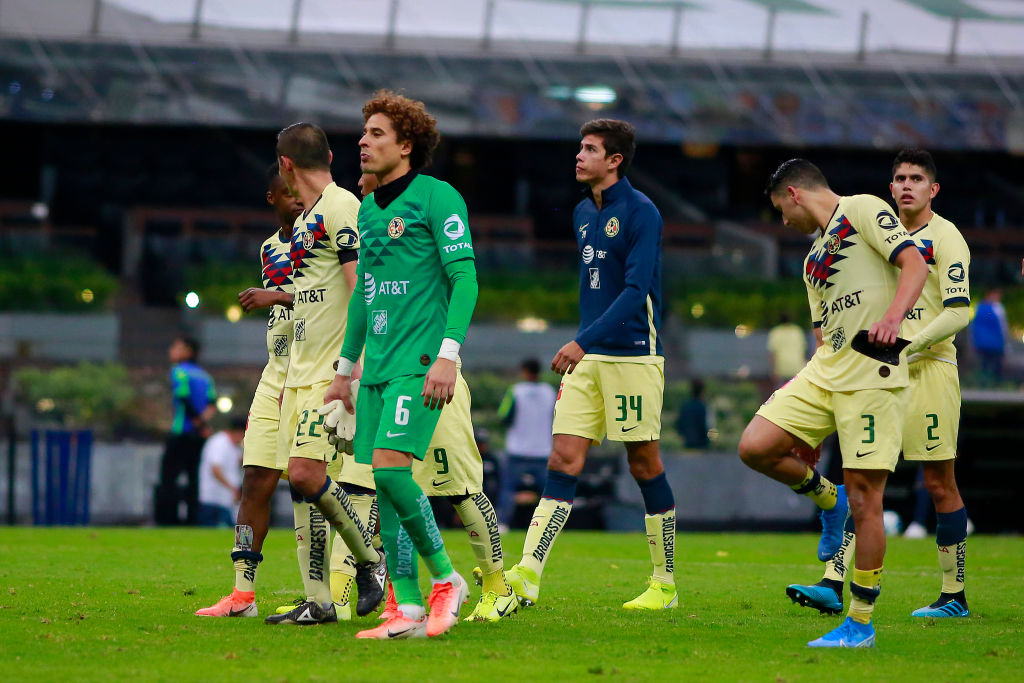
[851,195,914,264]
[326,191,361,264]
[427,181,475,266]
[340,255,368,363]
[936,229,971,307]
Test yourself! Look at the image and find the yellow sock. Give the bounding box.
[823,531,855,583]
[453,493,511,597]
[848,567,882,624]
[520,497,572,578]
[938,540,966,594]
[791,467,838,509]
[294,501,332,607]
[645,510,675,585]
[328,491,376,606]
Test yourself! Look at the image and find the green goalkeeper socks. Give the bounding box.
[376,467,454,580]
[377,487,422,607]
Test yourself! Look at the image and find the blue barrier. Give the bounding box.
[30,430,92,525]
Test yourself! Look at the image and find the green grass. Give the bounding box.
[1,528,1021,682]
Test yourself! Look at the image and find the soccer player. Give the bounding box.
[740,159,928,648]
[320,171,515,624]
[786,149,973,619]
[504,119,678,611]
[327,91,475,639]
[267,123,386,625]
[196,164,301,618]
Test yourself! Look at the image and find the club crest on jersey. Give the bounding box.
[582,245,595,264]
[826,234,842,255]
[605,217,620,237]
[372,310,387,335]
[948,261,966,283]
[388,217,405,239]
[302,230,315,250]
[876,211,899,230]
[443,214,466,240]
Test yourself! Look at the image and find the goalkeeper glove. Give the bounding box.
[318,379,359,455]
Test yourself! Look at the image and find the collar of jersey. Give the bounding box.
[585,175,631,206]
[373,171,418,210]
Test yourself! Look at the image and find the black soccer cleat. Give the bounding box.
[354,550,388,617]
[264,599,338,625]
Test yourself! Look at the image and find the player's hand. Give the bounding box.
[319,379,359,454]
[551,341,585,375]
[422,358,456,410]
[238,287,280,312]
[324,374,355,414]
[867,315,901,346]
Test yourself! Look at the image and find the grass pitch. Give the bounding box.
[1,527,1021,682]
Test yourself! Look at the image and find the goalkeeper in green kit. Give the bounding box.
[325,90,476,639]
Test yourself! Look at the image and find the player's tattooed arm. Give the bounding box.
[238,287,294,312]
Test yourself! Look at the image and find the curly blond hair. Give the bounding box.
[362,90,440,170]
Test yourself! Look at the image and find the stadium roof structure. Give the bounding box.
[0,0,1023,150]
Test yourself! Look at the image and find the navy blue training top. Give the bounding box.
[572,176,663,357]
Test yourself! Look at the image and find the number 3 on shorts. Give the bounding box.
[395,396,411,426]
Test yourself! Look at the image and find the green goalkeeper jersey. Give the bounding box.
[343,172,476,386]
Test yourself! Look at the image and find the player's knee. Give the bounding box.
[547,447,584,476]
[286,464,322,497]
[737,430,774,469]
[922,470,958,506]
[846,482,881,520]
[627,453,663,481]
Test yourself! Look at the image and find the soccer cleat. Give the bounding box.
[786,582,843,615]
[622,580,678,610]
[195,589,257,617]
[264,600,337,625]
[425,573,469,637]
[354,550,388,617]
[379,583,400,621]
[464,590,518,622]
[505,564,540,607]
[911,594,969,618]
[275,596,350,620]
[807,617,876,648]
[356,613,427,640]
[817,485,849,561]
[903,521,928,539]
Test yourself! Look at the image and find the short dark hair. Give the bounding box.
[580,119,637,175]
[178,335,200,361]
[765,159,830,196]
[892,148,937,182]
[362,90,441,170]
[276,122,331,171]
[522,358,541,377]
[265,161,281,188]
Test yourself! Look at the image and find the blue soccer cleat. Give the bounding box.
[817,485,849,561]
[911,595,969,618]
[786,582,843,615]
[807,616,875,648]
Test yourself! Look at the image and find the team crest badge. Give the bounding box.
[605,217,620,237]
[826,234,842,255]
[302,230,314,249]
[388,217,405,239]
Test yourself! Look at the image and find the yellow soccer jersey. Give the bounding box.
[285,182,361,388]
[904,212,971,365]
[802,194,916,391]
[256,229,295,395]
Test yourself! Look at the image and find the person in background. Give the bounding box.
[156,335,217,525]
[198,417,246,527]
[497,358,556,528]
[675,379,712,450]
[971,288,1008,386]
[767,312,808,389]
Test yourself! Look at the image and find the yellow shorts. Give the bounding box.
[242,390,286,471]
[552,355,663,443]
[339,372,482,497]
[902,360,960,461]
[278,380,341,469]
[756,371,905,471]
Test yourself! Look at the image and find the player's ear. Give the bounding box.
[787,185,799,203]
[328,149,333,165]
[930,182,939,199]
[266,190,274,206]
[607,152,623,172]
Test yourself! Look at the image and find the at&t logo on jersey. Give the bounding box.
[388,217,405,239]
[372,310,388,335]
[605,217,620,237]
[582,245,595,264]
[443,214,466,240]
[364,273,376,304]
